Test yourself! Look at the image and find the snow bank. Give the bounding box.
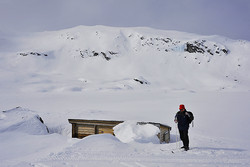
[113,121,160,144]
[0,107,48,135]
[73,134,129,152]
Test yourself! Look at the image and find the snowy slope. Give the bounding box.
[0,26,250,166]
[1,25,250,94]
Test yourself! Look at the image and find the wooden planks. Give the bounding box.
[77,124,95,135]
[96,125,114,135]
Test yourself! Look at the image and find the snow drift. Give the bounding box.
[113,120,160,144]
[0,107,48,135]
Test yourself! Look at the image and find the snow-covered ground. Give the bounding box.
[0,26,250,166]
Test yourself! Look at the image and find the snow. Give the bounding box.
[0,25,250,166]
[0,107,48,135]
[113,120,160,144]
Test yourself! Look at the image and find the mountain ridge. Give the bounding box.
[1,25,250,93]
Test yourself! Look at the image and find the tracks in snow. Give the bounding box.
[35,148,250,167]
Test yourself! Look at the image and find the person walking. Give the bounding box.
[174,104,193,151]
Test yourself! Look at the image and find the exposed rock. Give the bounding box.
[109,51,118,55]
[185,43,205,53]
[140,36,179,49]
[222,49,228,54]
[134,78,149,85]
[101,52,111,61]
[19,52,48,57]
[93,52,99,57]
[184,40,229,56]
[79,49,116,61]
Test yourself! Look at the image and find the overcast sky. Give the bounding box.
[0,0,249,40]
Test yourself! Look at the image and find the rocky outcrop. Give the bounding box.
[134,78,149,85]
[184,40,229,56]
[129,34,229,56]
[19,52,48,57]
[79,49,118,61]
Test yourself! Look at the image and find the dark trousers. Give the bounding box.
[179,129,189,148]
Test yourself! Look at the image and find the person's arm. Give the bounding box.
[174,113,178,123]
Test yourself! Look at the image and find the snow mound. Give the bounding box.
[0,107,48,135]
[113,120,160,144]
[73,134,129,152]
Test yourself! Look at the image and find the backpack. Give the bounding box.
[187,111,194,124]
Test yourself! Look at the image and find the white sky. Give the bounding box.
[0,0,249,41]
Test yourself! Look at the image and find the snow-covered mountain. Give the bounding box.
[1,26,250,167]
[1,25,250,94]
